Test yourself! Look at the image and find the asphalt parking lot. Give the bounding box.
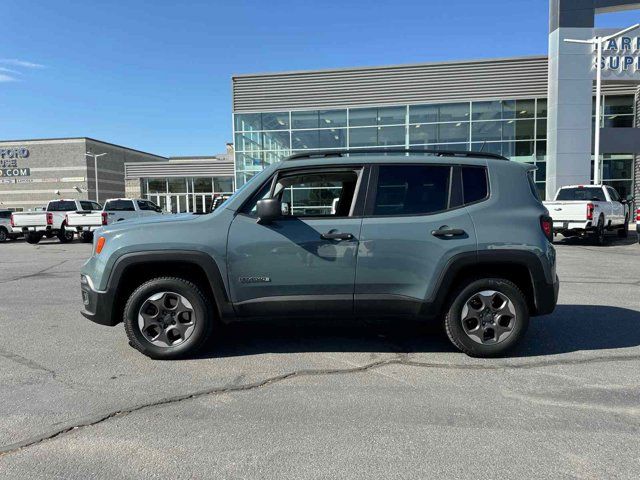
[0,233,639,479]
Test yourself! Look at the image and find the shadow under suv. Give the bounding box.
[80,149,559,359]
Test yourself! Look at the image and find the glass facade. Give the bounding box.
[143,176,234,214]
[234,94,635,200]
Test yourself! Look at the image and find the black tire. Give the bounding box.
[123,277,215,360]
[618,216,629,238]
[25,232,43,244]
[57,226,74,243]
[444,278,529,358]
[0,228,7,243]
[593,216,606,246]
[80,231,94,243]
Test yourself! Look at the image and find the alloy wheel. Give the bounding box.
[460,290,517,345]
[137,291,196,347]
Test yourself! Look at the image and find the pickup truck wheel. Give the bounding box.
[593,217,606,246]
[25,232,43,244]
[0,228,7,242]
[123,277,214,360]
[57,227,74,243]
[444,278,529,358]
[617,216,629,238]
[80,232,94,243]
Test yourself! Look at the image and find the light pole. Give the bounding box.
[564,23,639,185]
[85,152,107,202]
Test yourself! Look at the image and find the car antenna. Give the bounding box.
[479,141,487,152]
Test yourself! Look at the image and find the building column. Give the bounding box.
[546,26,595,199]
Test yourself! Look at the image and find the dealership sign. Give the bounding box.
[597,28,640,75]
[0,167,30,177]
[0,146,31,177]
[0,147,29,159]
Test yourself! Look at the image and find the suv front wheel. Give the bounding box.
[123,277,214,360]
[445,278,529,357]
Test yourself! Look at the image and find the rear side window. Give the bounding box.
[556,187,605,201]
[48,201,77,212]
[461,167,488,204]
[0,211,10,219]
[373,165,450,216]
[104,200,135,211]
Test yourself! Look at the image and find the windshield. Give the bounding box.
[556,187,605,201]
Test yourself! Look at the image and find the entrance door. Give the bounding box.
[227,166,366,317]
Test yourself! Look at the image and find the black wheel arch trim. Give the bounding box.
[105,250,234,323]
[426,249,557,317]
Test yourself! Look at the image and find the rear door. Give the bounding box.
[355,163,478,316]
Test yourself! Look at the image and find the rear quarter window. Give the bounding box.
[461,166,488,204]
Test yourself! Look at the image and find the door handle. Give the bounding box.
[431,228,466,238]
[321,232,354,241]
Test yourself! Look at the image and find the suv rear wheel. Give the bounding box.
[444,278,529,357]
[0,227,7,242]
[123,277,214,360]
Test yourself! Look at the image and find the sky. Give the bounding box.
[1,0,640,157]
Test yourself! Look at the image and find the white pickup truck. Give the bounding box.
[543,185,630,245]
[11,199,102,244]
[66,198,163,242]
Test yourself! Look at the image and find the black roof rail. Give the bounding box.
[284,148,508,161]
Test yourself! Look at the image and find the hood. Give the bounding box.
[100,213,199,235]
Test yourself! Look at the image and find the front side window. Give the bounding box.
[137,200,157,211]
[104,200,135,211]
[373,165,450,216]
[274,170,360,217]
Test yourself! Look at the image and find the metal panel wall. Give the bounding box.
[233,56,635,112]
[125,161,234,179]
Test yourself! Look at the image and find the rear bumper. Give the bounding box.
[72,226,101,232]
[80,275,117,326]
[533,275,559,316]
[553,221,591,232]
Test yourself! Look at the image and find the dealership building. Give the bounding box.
[232,0,640,201]
[0,138,234,212]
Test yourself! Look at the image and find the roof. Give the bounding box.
[0,137,167,159]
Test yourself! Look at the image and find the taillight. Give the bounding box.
[10,214,14,227]
[586,203,594,221]
[46,212,53,225]
[101,212,108,226]
[540,215,553,242]
[636,209,640,222]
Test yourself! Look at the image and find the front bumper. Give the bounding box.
[80,274,117,326]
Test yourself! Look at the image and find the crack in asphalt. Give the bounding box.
[0,260,69,284]
[1,351,639,458]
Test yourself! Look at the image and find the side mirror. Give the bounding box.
[256,198,281,224]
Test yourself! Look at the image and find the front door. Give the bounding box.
[227,166,366,317]
[355,164,478,316]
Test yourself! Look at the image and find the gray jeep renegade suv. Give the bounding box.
[80,149,558,359]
